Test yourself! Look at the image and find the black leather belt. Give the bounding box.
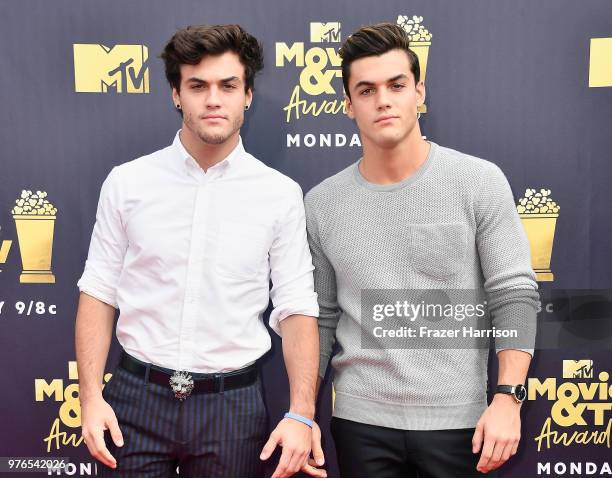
[119,352,258,399]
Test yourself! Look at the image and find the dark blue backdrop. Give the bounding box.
[1,1,611,476]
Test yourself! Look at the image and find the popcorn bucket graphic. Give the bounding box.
[13,215,56,283]
[517,188,559,282]
[410,42,431,114]
[11,190,57,284]
[397,15,433,114]
[519,213,558,282]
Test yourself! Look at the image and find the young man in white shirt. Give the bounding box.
[76,24,326,478]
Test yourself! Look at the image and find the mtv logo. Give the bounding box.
[563,360,594,379]
[73,44,150,93]
[310,22,341,43]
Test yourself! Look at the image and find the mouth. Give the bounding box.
[201,115,227,121]
[375,115,399,124]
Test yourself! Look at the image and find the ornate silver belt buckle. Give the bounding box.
[169,370,194,401]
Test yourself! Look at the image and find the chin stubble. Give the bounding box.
[186,113,244,145]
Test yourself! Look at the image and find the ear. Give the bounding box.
[345,94,355,120]
[245,88,253,109]
[415,80,426,109]
[172,87,180,107]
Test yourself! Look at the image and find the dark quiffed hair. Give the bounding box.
[161,24,264,92]
[339,23,420,98]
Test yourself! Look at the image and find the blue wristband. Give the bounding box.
[284,412,314,428]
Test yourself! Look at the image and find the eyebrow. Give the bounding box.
[185,76,241,84]
[353,74,409,90]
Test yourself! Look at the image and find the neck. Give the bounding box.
[179,127,240,172]
[359,126,430,185]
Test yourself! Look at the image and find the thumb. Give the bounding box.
[259,432,279,461]
[472,421,484,454]
[107,414,124,447]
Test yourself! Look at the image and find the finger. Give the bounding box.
[501,441,513,462]
[287,448,305,476]
[486,441,506,471]
[312,434,325,466]
[82,430,96,458]
[271,446,292,478]
[491,440,505,463]
[301,462,328,477]
[260,432,279,461]
[107,415,124,448]
[489,439,518,471]
[90,428,116,468]
[471,422,484,453]
[511,440,519,456]
[476,437,495,472]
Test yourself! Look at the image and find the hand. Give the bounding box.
[260,417,312,478]
[472,394,521,473]
[303,421,327,477]
[80,395,123,469]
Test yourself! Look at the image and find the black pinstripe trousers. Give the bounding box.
[99,361,267,477]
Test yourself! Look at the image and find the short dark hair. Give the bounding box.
[161,24,264,93]
[339,23,420,99]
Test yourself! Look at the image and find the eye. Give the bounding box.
[223,84,238,90]
[360,88,374,96]
[191,84,204,90]
[391,83,406,90]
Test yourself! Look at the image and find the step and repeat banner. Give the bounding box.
[1,0,611,476]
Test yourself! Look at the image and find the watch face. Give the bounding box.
[515,385,527,402]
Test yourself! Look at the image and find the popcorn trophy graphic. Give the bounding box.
[12,190,57,283]
[517,188,559,282]
[397,15,432,114]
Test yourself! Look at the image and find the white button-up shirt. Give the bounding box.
[78,131,319,372]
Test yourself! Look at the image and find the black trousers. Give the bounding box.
[331,417,497,478]
[99,363,267,477]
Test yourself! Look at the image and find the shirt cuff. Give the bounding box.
[77,275,118,308]
[269,296,319,336]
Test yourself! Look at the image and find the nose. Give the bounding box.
[375,89,392,111]
[205,85,222,109]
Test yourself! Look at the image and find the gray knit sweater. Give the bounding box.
[304,141,538,430]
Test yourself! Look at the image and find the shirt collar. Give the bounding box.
[172,130,245,174]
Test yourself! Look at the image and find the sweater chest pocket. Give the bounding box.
[408,223,468,280]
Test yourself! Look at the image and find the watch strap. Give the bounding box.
[496,385,515,395]
[495,384,525,403]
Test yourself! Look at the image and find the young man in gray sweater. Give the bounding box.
[305,23,539,477]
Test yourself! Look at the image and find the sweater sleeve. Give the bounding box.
[305,191,341,379]
[475,162,539,356]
